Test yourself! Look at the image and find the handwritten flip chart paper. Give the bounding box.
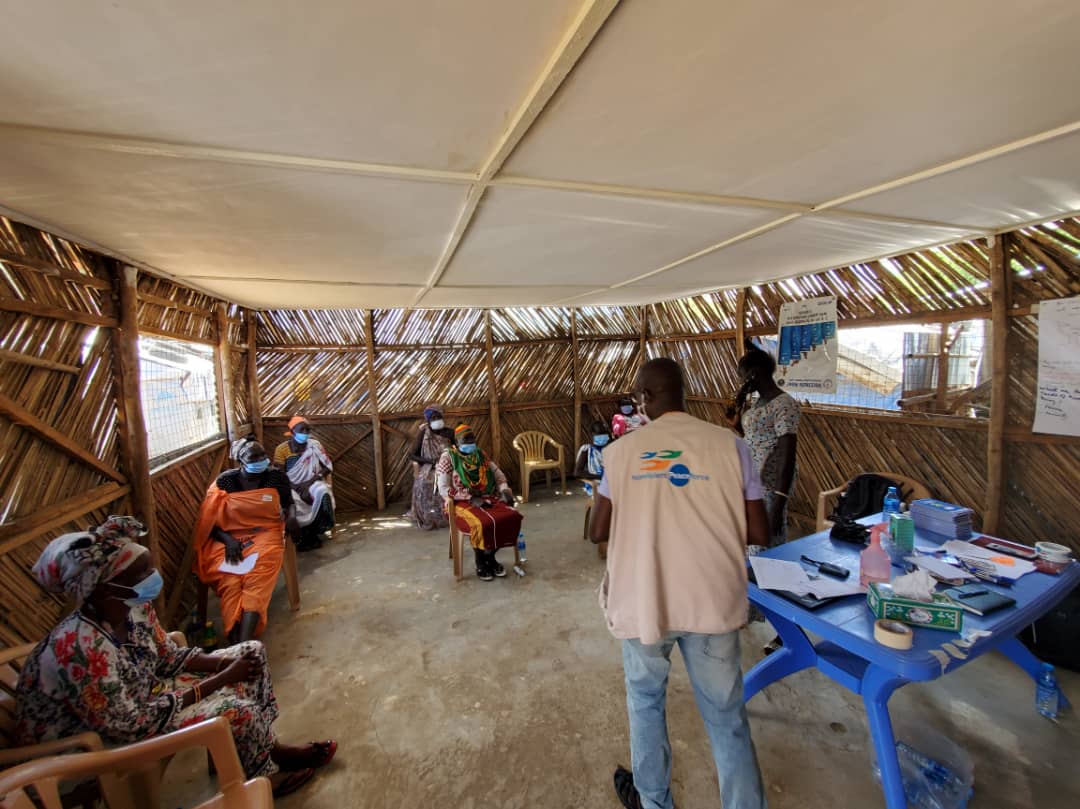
[1033,296,1080,437]
[776,295,838,392]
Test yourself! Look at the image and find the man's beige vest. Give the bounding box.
[600,411,749,644]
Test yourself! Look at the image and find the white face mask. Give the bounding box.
[430,419,445,431]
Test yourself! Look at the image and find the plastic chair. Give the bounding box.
[816,472,933,532]
[0,717,271,809]
[197,537,300,628]
[1,631,188,808]
[446,498,522,582]
[512,431,565,503]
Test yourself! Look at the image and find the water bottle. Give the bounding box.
[1036,663,1060,719]
[202,620,219,651]
[883,486,901,518]
[516,530,527,563]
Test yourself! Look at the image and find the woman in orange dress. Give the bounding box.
[193,436,298,643]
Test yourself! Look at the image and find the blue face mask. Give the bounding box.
[112,570,164,607]
[458,442,478,455]
[244,458,270,475]
[620,405,634,415]
[293,431,309,444]
[593,435,610,447]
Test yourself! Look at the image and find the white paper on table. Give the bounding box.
[906,555,976,581]
[939,541,1036,580]
[218,552,258,576]
[749,557,865,599]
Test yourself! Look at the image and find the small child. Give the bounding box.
[611,395,649,437]
[575,420,611,481]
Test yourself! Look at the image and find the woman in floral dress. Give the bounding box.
[15,517,336,797]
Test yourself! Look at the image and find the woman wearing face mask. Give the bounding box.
[408,405,455,530]
[192,436,298,643]
[435,424,521,581]
[611,395,649,438]
[273,416,335,552]
[15,517,336,797]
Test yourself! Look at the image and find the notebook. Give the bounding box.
[942,584,1016,616]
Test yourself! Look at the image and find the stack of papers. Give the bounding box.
[940,541,1036,581]
[909,499,974,540]
[749,557,866,599]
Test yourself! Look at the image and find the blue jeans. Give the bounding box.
[622,632,766,809]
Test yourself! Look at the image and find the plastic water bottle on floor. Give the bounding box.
[883,486,902,517]
[1036,663,1060,719]
[516,530,527,563]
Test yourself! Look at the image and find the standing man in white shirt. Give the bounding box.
[590,357,769,809]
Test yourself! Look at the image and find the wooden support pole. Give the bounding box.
[364,310,386,511]
[735,288,747,351]
[638,305,649,366]
[935,322,950,411]
[0,347,80,375]
[245,312,263,445]
[214,304,238,440]
[484,310,502,463]
[111,265,161,565]
[984,234,1009,535]
[571,309,582,454]
[0,296,116,328]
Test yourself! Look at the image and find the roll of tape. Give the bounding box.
[874,619,914,650]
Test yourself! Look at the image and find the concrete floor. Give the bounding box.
[165,488,1079,809]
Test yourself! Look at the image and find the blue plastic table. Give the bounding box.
[745,519,1080,809]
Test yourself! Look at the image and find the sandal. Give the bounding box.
[306,740,338,769]
[273,767,316,798]
[613,765,643,809]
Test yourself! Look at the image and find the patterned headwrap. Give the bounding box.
[287,415,308,435]
[230,436,258,461]
[32,515,150,605]
[454,423,472,437]
[423,405,444,422]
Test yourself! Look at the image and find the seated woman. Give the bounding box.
[435,424,522,581]
[407,405,455,530]
[574,419,611,482]
[611,395,649,437]
[193,436,297,643]
[273,416,335,551]
[15,517,336,797]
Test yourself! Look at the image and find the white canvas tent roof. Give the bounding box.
[0,0,1078,309]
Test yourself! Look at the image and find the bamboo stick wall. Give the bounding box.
[2,212,1079,653]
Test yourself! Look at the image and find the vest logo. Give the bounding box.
[634,450,710,487]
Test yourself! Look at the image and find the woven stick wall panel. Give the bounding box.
[492,343,573,402]
[382,417,422,505]
[259,309,366,347]
[257,350,371,416]
[578,340,639,398]
[373,348,489,416]
[489,307,571,342]
[263,419,378,511]
[375,308,483,346]
[574,306,642,337]
[1002,441,1080,552]
[136,275,218,342]
[230,349,251,426]
[650,290,740,336]
[657,338,741,398]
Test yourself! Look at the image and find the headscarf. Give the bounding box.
[231,436,258,462]
[449,424,494,494]
[454,423,472,439]
[423,404,443,422]
[286,415,308,436]
[32,516,150,604]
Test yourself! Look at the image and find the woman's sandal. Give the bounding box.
[306,740,338,769]
[273,767,316,798]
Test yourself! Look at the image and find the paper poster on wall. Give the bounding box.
[1033,296,1080,437]
[776,295,838,392]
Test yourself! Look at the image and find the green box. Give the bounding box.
[866,581,963,632]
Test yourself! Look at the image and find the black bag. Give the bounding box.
[831,473,906,522]
[1020,584,1080,673]
[830,516,870,545]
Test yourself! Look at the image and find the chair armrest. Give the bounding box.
[0,732,104,767]
[544,436,565,464]
[816,485,846,532]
